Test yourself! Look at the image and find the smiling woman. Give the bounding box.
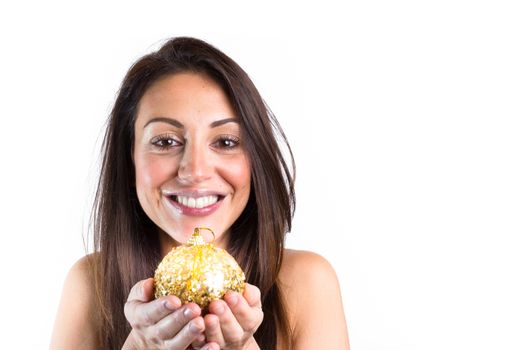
[133,73,251,252]
[50,37,350,350]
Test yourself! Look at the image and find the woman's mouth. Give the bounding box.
[173,195,219,208]
[165,194,225,216]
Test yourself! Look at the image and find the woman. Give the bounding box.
[51,37,350,350]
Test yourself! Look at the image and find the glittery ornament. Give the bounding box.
[154,227,245,310]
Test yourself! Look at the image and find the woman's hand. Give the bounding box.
[123,278,213,350]
[203,283,264,350]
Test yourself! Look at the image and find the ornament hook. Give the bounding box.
[194,227,216,243]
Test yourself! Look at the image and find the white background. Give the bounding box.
[1,1,524,349]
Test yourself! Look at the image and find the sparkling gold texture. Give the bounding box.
[154,227,246,310]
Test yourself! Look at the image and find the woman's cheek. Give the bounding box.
[219,155,251,190]
[136,155,178,191]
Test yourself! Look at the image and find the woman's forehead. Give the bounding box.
[136,73,238,128]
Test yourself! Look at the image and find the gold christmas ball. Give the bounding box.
[154,227,246,310]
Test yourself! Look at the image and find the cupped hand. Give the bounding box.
[203,283,264,350]
[123,278,214,350]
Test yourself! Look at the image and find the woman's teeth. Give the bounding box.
[175,195,219,208]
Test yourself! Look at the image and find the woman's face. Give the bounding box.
[133,73,251,249]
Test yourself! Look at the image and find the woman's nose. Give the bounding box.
[177,142,213,185]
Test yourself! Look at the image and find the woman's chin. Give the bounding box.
[162,223,225,246]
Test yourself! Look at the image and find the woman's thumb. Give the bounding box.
[127,278,155,302]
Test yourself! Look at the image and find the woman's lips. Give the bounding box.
[165,195,224,217]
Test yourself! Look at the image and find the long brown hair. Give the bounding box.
[91,37,295,349]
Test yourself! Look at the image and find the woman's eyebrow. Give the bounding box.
[210,118,239,128]
[143,117,184,129]
[143,117,238,129]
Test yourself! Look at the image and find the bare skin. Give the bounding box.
[50,250,350,349]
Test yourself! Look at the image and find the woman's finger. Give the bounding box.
[224,291,264,333]
[198,342,220,350]
[243,283,262,308]
[207,299,244,343]
[124,278,182,327]
[162,316,206,350]
[153,302,201,339]
[203,312,225,345]
[127,278,155,302]
[189,333,207,350]
[125,296,181,328]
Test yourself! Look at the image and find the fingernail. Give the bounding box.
[189,320,201,333]
[183,307,193,318]
[164,300,176,310]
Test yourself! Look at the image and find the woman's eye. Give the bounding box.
[214,136,240,150]
[151,135,181,150]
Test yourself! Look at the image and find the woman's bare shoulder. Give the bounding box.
[279,249,350,349]
[62,253,98,298]
[50,254,101,349]
[69,253,98,278]
[280,249,340,290]
[281,248,333,272]
[280,249,341,302]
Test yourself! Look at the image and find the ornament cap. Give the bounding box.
[187,227,215,246]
